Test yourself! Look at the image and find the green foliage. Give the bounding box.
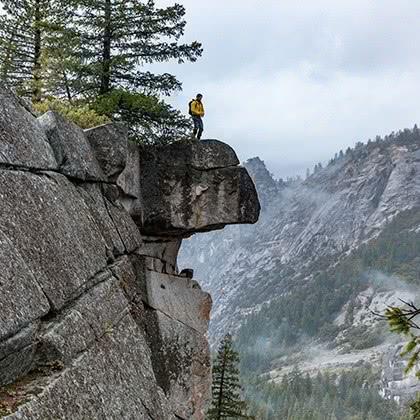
[244,367,406,420]
[93,90,191,144]
[339,324,385,351]
[409,394,420,419]
[33,98,110,128]
[64,0,202,97]
[54,0,200,143]
[0,0,72,101]
[208,334,253,420]
[0,0,200,143]
[385,300,420,388]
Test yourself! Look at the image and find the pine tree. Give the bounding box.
[208,334,253,419]
[0,0,202,143]
[410,395,420,419]
[55,0,202,143]
[66,0,202,97]
[384,302,420,419]
[385,303,420,374]
[0,0,68,101]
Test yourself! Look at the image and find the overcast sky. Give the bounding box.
[157,1,420,177]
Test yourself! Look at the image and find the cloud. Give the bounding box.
[169,67,420,177]
[151,0,420,178]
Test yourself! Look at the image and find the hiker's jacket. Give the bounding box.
[191,100,205,117]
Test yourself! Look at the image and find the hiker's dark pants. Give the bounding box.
[192,116,204,139]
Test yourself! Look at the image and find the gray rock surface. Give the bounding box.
[85,123,128,181]
[5,317,172,420]
[137,142,260,236]
[0,86,56,170]
[0,230,49,344]
[76,183,126,256]
[117,142,140,199]
[0,89,260,419]
[0,170,109,311]
[143,139,240,170]
[145,271,211,334]
[147,310,211,420]
[38,111,104,181]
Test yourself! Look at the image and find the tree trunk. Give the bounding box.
[63,69,73,103]
[100,0,112,95]
[216,349,227,419]
[32,0,42,103]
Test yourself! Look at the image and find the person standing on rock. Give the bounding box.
[189,94,205,140]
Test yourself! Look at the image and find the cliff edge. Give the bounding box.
[0,85,260,419]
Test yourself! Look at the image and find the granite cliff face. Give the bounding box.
[0,85,260,419]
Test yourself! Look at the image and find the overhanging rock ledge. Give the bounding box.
[0,85,260,420]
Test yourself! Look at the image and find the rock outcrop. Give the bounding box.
[0,85,260,419]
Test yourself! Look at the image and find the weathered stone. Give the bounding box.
[145,310,211,420]
[6,317,172,420]
[38,111,104,181]
[0,86,57,170]
[0,325,40,387]
[0,98,261,419]
[139,164,260,236]
[108,256,141,302]
[37,273,128,365]
[0,230,50,343]
[145,271,211,334]
[144,139,240,170]
[76,183,125,257]
[0,344,36,388]
[117,142,140,195]
[0,325,39,362]
[120,140,260,237]
[85,123,128,181]
[77,183,142,257]
[140,236,182,273]
[103,187,143,254]
[0,170,109,310]
[117,142,142,216]
[109,251,212,420]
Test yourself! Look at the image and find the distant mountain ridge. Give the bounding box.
[179,128,420,407]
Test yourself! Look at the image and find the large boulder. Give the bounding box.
[4,316,172,420]
[143,139,240,169]
[131,140,260,236]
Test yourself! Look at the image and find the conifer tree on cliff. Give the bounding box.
[0,0,72,104]
[385,302,420,418]
[0,0,50,101]
[0,0,201,143]
[63,0,202,143]
[208,334,253,419]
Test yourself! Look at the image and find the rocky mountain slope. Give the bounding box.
[179,129,420,405]
[0,85,260,419]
